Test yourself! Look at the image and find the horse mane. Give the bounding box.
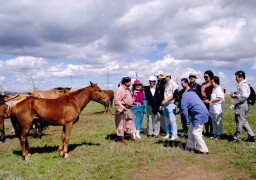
[52,87,72,91]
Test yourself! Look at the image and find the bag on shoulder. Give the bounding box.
[247,85,256,105]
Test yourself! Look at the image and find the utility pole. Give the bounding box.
[31,76,36,91]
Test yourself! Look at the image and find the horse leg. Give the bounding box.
[58,126,65,157]
[0,118,5,143]
[63,122,73,159]
[19,127,30,160]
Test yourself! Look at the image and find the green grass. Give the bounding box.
[0,98,256,179]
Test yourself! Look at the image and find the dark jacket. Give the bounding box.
[189,82,202,99]
[144,85,162,115]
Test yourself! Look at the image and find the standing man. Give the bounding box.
[201,70,214,136]
[230,71,255,142]
[162,73,179,140]
[144,75,162,138]
[188,72,201,98]
[115,77,137,144]
[180,78,209,154]
[155,70,166,131]
[209,76,225,140]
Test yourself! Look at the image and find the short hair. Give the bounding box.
[181,78,189,84]
[204,70,214,80]
[235,70,245,79]
[212,76,220,85]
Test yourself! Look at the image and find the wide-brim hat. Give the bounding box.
[133,79,142,85]
[149,75,157,81]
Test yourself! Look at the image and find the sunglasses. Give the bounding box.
[204,76,209,79]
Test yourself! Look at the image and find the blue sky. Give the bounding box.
[0,0,255,93]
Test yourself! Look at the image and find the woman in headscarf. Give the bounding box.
[114,77,137,144]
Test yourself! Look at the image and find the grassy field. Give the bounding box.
[0,97,256,179]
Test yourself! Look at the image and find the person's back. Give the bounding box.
[181,91,209,127]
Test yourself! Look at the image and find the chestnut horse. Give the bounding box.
[28,87,71,99]
[11,82,106,160]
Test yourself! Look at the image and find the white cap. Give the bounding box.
[163,72,171,78]
[149,75,157,81]
[154,70,164,76]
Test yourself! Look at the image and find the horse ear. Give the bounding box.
[90,81,94,87]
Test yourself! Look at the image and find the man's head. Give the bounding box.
[163,73,171,82]
[155,71,164,81]
[188,73,197,84]
[211,76,220,87]
[148,75,157,87]
[204,70,214,82]
[235,70,246,83]
[181,78,189,89]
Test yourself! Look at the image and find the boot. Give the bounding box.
[136,130,141,139]
[246,135,255,142]
[130,134,139,141]
[121,136,126,144]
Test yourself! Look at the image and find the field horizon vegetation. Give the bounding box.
[0,96,256,179]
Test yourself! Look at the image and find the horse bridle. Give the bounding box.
[90,88,106,105]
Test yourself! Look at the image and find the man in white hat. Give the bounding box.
[144,75,162,137]
[162,73,179,140]
[154,70,166,131]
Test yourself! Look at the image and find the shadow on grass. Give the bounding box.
[13,141,100,156]
[155,139,186,151]
[219,133,234,142]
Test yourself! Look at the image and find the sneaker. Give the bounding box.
[210,135,217,140]
[233,136,241,142]
[170,136,178,141]
[163,134,170,139]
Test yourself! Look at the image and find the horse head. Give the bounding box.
[89,81,109,106]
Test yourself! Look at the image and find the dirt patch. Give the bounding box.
[133,155,249,180]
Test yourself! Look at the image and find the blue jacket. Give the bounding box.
[181,91,209,127]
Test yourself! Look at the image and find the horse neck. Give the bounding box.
[71,86,92,111]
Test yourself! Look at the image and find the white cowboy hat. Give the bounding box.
[149,75,157,81]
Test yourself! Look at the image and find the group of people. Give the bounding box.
[114,70,255,154]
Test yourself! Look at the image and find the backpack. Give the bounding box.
[247,85,256,105]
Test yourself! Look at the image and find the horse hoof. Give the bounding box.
[59,151,64,157]
[64,154,70,160]
[24,156,30,161]
[27,153,32,157]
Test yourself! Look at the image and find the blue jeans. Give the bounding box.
[163,103,177,137]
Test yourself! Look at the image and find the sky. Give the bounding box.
[0,0,255,93]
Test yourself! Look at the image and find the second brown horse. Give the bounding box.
[11,82,106,160]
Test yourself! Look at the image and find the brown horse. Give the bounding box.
[28,87,72,138]
[28,87,71,99]
[0,88,72,142]
[11,81,106,160]
[94,90,114,113]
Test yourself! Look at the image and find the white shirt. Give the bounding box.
[209,86,225,114]
[235,79,250,104]
[150,86,156,96]
[164,79,178,103]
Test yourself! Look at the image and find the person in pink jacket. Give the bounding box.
[114,77,137,144]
